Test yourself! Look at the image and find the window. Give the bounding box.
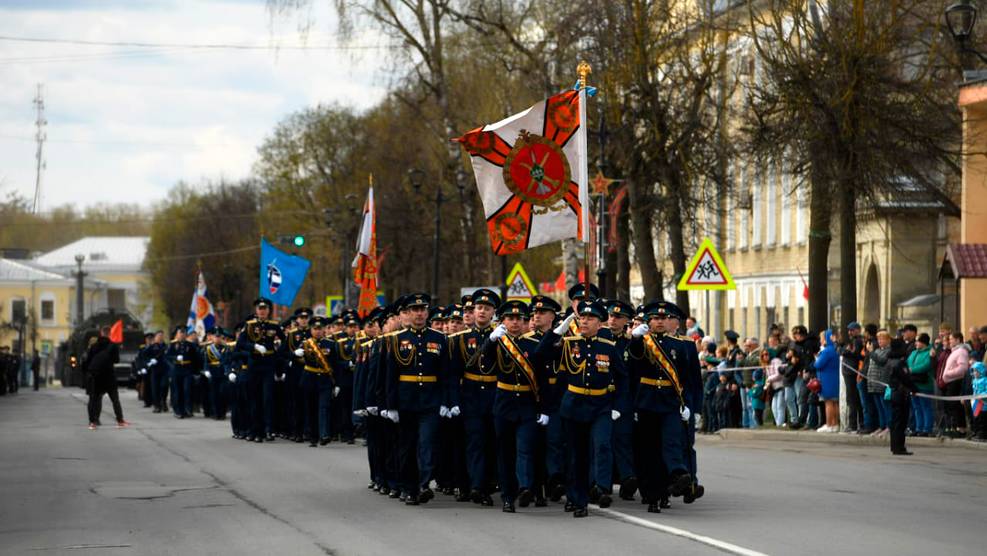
[766,162,777,247]
[107,289,126,311]
[726,163,735,251]
[796,185,808,244]
[41,299,54,321]
[739,166,749,250]
[752,166,763,248]
[11,298,26,324]
[781,160,792,246]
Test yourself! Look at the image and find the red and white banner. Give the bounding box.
[352,183,378,317]
[455,89,589,255]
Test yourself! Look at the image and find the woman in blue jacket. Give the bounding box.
[814,330,841,432]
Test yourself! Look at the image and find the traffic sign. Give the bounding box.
[505,262,537,302]
[677,237,735,291]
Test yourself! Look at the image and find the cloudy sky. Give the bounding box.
[0,0,389,210]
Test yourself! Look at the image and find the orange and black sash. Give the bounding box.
[642,334,684,407]
[500,335,540,402]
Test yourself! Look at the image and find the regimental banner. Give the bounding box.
[260,238,311,306]
[186,270,216,336]
[455,89,589,255]
[677,237,736,291]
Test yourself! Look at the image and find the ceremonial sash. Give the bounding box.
[642,334,684,407]
[499,335,540,402]
[568,319,580,336]
[305,338,333,377]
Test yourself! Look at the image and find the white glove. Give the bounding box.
[537,414,549,426]
[254,344,268,355]
[176,355,184,362]
[387,410,400,423]
[294,348,304,357]
[680,406,691,422]
[139,368,147,375]
[367,406,379,416]
[333,386,341,398]
[354,409,368,417]
[631,323,650,338]
[611,410,621,421]
[203,370,211,379]
[634,412,639,422]
[553,313,576,336]
[149,358,157,366]
[449,406,461,417]
[228,372,236,383]
[439,405,450,418]
[490,324,507,341]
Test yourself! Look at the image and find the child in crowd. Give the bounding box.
[749,368,766,427]
[972,362,987,442]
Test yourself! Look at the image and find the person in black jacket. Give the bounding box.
[888,338,917,455]
[86,326,127,429]
[839,322,865,432]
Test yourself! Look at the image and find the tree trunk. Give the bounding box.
[616,197,631,302]
[667,186,690,317]
[807,169,833,333]
[627,178,663,300]
[839,183,857,333]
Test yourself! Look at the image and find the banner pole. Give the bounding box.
[577,60,592,292]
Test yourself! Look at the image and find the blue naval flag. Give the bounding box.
[259,238,311,306]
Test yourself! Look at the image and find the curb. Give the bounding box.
[709,428,987,451]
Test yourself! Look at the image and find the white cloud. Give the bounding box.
[0,0,389,210]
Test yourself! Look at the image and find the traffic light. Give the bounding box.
[293,235,305,247]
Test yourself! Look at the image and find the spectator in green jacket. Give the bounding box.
[907,333,934,436]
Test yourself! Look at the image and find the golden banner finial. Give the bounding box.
[577,60,592,89]
[369,173,374,187]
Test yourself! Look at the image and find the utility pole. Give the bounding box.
[32,84,47,215]
[73,254,86,326]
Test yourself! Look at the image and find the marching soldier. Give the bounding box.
[285,307,313,442]
[436,304,468,497]
[484,300,546,513]
[607,300,638,501]
[353,307,384,483]
[461,294,475,328]
[332,310,360,444]
[525,295,563,505]
[134,332,154,407]
[166,326,199,419]
[372,301,404,497]
[535,299,629,518]
[235,298,285,442]
[143,331,168,414]
[201,328,229,420]
[382,293,450,505]
[626,301,698,513]
[449,288,500,506]
[301,316,339,446]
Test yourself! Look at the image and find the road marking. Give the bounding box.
[592,506,769,556]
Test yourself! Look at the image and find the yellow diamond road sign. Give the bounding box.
[677,237,736,291]
[505,262,537,302]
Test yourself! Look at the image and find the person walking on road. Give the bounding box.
[86,325,128,430]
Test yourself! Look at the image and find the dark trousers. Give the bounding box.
[286,367,304,438]
[88,374,124,424]
[170,368,192,417]
[842,370,862,430]
[563,412,612,508]
[382,419,401,490]
[333,385,355,441]
[366,414,380,484]
[635,410,687,504]
[302,372,333,441]
[611,411,635,481]
[248,364,275,438]
[152,367,169,411]
[398,410,439,496]
[494,415,536,503]
[463,413,497,492]
[944,381,967,430]
[436,415,469,492]
[230,372,249,436]
[890,391,911,453]
[207,371,228,419]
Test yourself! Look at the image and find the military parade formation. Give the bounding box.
[127,284,705,518]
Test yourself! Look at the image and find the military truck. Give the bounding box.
[59,309,145,388]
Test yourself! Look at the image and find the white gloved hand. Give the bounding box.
[536,414,549,426]
[176,355,184,362]
[490,324,507,341]
[449,406,461,417]
[254,344,268,355]
[631,323,650,338]
[553,313,577,336]
[203,370,211,379]
[228,372,236,383]
[634,412,639,422]
[680,406,691,422]
[294,348,304,357]
[611,410,621,421]
[139,368,147,375]
[387,410,400,423]
[439,405,450,418]
[149,358,157,366]
[333,386,341,398]
[354,409,368,417]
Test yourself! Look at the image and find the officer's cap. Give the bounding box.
[567,283,600,301]
[643,300,684,320]
[461,294,474,308]
[204,326,218,336]
[331,314,344,324]
[724,330,740,342]
[445,304,464,321]
[403,293,431,309]
[428,306,447,322]
[220,328,235,339]
[529,295,562,314]
[172,324,186,335]
[366,306,385,325]
[143,332,155,340]
[577,300,607,320]
[607,300,634,319]
[497,300,529,318]
[341,310,361,326]
[253,297,273,309]
[293,307,312,318]
[472,288,501,308]
[311,316,328,328]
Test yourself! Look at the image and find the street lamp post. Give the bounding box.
[946,1,987,65]
[408,168,447,299]
[73,254,86,326]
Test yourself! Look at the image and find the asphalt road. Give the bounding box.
[0,388,983,556]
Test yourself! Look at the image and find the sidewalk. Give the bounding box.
[707,427,987,451]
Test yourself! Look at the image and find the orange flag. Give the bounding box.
[109,319,124,344]
[352,179,379,317]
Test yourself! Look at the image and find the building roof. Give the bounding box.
[941,243,987,279]
[0,258,72,283]
[33,236,149,271]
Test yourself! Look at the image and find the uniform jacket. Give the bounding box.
[535,330,629,422]
[385,326,450,412]
[481,333,545,420]
[165,340,200,373]
[626,333,699,414]
[447,325,497,415]
[234,319,285,369]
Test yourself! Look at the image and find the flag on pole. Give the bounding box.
[259,239,311,306]
[109,319,124,344]
[352,180,379,317]
[186,270,216,336]
[455,88,589,255]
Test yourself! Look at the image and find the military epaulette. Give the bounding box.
[267,319,281,325]
[245,318,259,324]
[448,330,470,338]
[521,331,538,339]
[563,335,584,341]
[201,341,213,347]
[169,339,179,344]
[673,335,693,342]
[360,339,376,348]
[380,330,402,338]
[595,337,616,346]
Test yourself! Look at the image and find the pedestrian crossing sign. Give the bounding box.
[505,262,537,302]
[677,237,735,291]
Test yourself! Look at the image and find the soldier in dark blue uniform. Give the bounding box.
[166,325,199,419]
[383,293,450,505]
[483,300,547,513]
[435,303,469,498]
[235,298,285,442]
[201,327,229,420]
[140,331,167,413]
[300,316,340,446]
[606,300,638,501]
[284,307,312,442]
[353,306,383,485]
[626,301,698,513]
[448,288,500,506]
[535,299,629,518]
[372,302,404,497]
[525,295,563,505]
[332,310,360,444]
